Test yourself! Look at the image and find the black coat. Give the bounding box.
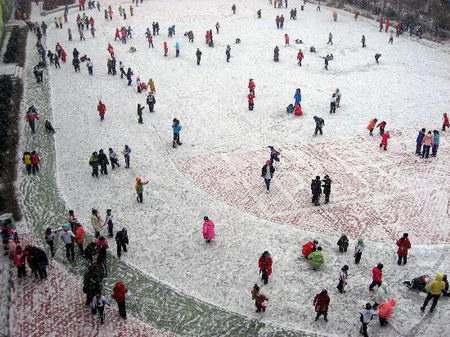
[322,178,332,194]
[311,179,322,194]
[98,153,109,165]
[261,164,275,178]
[116,230,129,245]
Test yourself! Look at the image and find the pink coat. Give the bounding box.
[202,220,215,241]
[422,134,434,146]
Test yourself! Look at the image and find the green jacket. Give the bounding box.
[308,251,324,269]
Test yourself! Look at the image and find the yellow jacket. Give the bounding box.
[427,274,446,295]
[23,154,31,165]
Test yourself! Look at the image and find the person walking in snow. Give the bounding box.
[258,251,273,285]
[112,281,128,319]
[137,103,145,124]
[274,46,280,62]
[337,233,349,253]
[86,58,93,75]
[115,228,128,258]
[175,42,180,57]
[89,152,100,177]
[415,128,426,154]
[172,118,182,148]
[91,293,110,324]
[313,116,325,136]
[442,113,449,131]
[91,209,103,238]
[146,93,156,112]
[126,68,134,86]
[26,106,39,134]
[268,146,280,165]
[13,246,27,278]
[75,223,85,256]
[421,131,434,158]
[196,48,202,65]
[396,233,411,265]
[431,130,440,157]
[369,263,384,291]
[321,175,332,204]
[284,33,290,46]
[311,176,322,206]
[375,53,382,63]
[30,151,40,174]
[359,303,378,337]
[45,227,58,257]
[104,209,115,238]
[337,265,349,293]
[225,45,231,62]
[60,225,75,262]
[313,290,330,321]
[379,131,390,150]
[280,15,285,28]
[135,177,148,203]
[202,216,215,243]
[215,22,220,34]
[421,274,446,313]
[388,30,394,44]
[231,4,236,14]
[98,149,109,175]
[108,148,120,169]
[377,120,386,136]
[261,160,275,192]
[361,35,366,47]
[97,100,106,121]
[367,118,377,136]
[163,41,168,56]
[297,49,304,66]
[251,284,269,313]
[327,33,333,45]
[330,93,337,114]
[354,239,364,264]
[122,145,131,168]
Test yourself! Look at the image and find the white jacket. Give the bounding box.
[91,295,110,309]
[61,230,75,244]
[359,308,377,324]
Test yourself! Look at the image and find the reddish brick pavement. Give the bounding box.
[177,131,450,243]
[10,238,172,337]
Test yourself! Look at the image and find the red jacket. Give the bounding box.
[107,45,114,54]
[396,237,411,257]
[285,35,289,44]
[258,256,272,275]
[381,133,390,146]
[379,18,384,27]
[313,293,330,312]
[112,282,128,303]
[13,250,26,266]
[115,29,120,38]
[97,102,106,116]
[164,42,168,52]
[247,94,255,104]
[31,153,40,165]
[297,52,304,60]
[248,80,255,91]
[302,241,315,257]
[26,113,39,121]
[372,266,383,282]
[444,113,449,127]
[89,18,94,27]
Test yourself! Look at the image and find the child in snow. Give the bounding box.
[22,152,32,174]
[379,131,390,150]
[202,216,215,243]
[377,121,386,136]
[115,228,128,258]
[359,303,378,337]
[251,284,268,312]
[261,160,275,192]
[367,119,377,136]
[97,101,106,121]
[337,233,349,253]
[396,233,411,265]
[313,116,325,135]
[122,145,131,168]
[313,290,330,321]
[308,246,324,269]
[378,299,396,326]
[442,113,449,131]
[268,146,280,164]
[286,104,294,113]
[369,263,384,291]
[354,239,364,264]
[45,227,59,257]
[302,240,318,258]
[337,265,349,293]
[421,131,434,158]
[258,251,273,285]
[89,152,99,177]
[75,223,85,255]
[108,148,120,169]
[104,209,114,238]
[172,118,182,148]
[431,130,440,157]
[137,103,144,123]
[248,79,255,95]
[247,93,255,110]
[415,128,426,154]
[421,274,446,312]
[146,93,156,112]
[13,246,27,278]
[91,293,110,324]
[135,177,148,203]
[322,175,332,203]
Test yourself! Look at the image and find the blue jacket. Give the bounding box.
[175,42,180,50]
[172,124,182,134]
[416,131,425,144]
[294,91,302,105]
[433,133,440,146]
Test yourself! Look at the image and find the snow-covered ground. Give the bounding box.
[35,0,450,335]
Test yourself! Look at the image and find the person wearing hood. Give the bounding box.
[322,175,332,204]
[311,176,322,206]
[421,273,446,312]
[112,281,128,319]
[378,299,396,326]
[354,239,364,264]
[308,247,324,269]
[313,290,330,321]
[135,177,149,203]
[302,240,318,257]
[313,116,325,135]
[337,233,349,253]
[431,130,440,157]
[261,160,275,192]
[415,128,426,155]
[202,216,215,243]
[258,251,273,285]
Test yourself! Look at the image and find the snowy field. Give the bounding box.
[36,0,450,335]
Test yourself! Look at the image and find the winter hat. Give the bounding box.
[403,233,408,238]
[136,177,141,182]
[204,216,209,221]
[317,246,322,251]
[377,263,384,270]
[315,176,320,180]
[357,240,365,247]
[313,240,318,244]
[365,303,372,310]
[62,224,70,230]
[342,265,349,271]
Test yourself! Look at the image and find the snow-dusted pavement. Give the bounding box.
[22,0,450,336]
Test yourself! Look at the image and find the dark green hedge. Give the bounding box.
[3,26,28,67]
[0,75,23,220]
